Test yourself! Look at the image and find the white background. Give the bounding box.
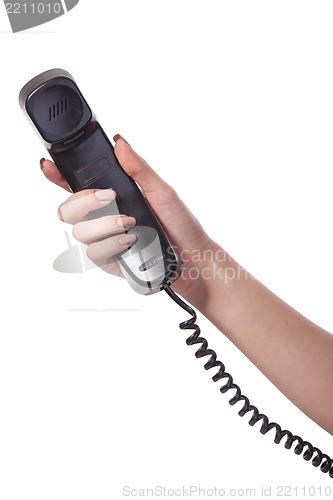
[1,1,333,498]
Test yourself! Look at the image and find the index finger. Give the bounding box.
[40,158,72,192]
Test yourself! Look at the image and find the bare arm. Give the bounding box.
[40,136,333,436]
[200,248,333,435]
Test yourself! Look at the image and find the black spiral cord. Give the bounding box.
[163,283,333,479]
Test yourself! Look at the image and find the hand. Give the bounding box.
[41,135,222,308]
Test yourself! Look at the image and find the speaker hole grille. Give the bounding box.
[49,97,68,121]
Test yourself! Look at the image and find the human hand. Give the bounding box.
[41,135,222,308]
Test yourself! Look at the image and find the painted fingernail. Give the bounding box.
[113,134,131,146]
[95,189,116,201]
[40,158,46,170]
[117,216,136,229]
[118,234,136,246]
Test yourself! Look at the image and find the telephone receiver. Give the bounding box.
[19,69,333,480]
[19,68,181,294]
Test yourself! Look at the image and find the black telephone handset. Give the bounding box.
[19,68,181,295]
[19,69,333,480]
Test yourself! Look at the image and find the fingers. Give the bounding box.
[86,232,136,265]
[58,187,137,268]
[40,159,71,192]
[40,151,142,279]
[113,135,177,202]
[99,259,124,278]
[58,189,116,224]
[73,215,136,244]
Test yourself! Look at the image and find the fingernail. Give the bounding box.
[95,189,116,201]
[113,134,131,147]
[118,234,136,246]
[117,216,136,229]
[40,158,46,170]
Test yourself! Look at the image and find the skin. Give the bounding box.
[41,135,333,436]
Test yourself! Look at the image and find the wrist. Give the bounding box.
[173,240,238,315]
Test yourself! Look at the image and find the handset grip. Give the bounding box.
[19,69,181,294]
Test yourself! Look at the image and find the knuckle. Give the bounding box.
[86,244,95,262]
[58,204,65,222]
[80,196,92,217]
[163,183,177,201]
[99,216,115,236]
[72,223,83,242]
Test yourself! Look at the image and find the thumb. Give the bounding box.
[113,134,208,253]
[113,134,173,199]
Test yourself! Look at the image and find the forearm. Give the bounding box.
[197,244,333,435]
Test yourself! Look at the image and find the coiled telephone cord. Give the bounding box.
[163,283,333,479]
